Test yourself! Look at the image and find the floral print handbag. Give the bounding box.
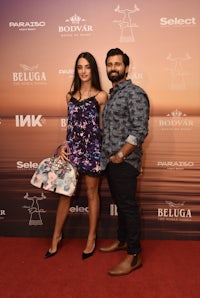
[30,156,77,197]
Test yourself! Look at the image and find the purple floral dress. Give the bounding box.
[66,96,102,176]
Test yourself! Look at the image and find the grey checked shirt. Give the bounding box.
[101,79,150,172]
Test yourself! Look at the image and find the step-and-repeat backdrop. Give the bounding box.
[1,0,199,240]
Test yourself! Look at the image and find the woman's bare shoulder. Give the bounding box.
[96,90,108,104]
[66,92,72,103]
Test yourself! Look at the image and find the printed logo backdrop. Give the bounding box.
[0,0,200,240]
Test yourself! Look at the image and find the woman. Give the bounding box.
[45,52,108,259]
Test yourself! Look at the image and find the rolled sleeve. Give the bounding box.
[127,90,149,147]
[126,135,137,145]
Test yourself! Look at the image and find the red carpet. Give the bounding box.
[0,238,199,298]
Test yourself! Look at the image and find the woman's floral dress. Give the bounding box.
[66,96,102,176]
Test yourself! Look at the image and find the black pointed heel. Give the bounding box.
[82,239,96,260]
[82,247,95,260]
[44,235,62,259]
[44,249,57,258]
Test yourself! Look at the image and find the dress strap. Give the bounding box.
[94,90,102,97]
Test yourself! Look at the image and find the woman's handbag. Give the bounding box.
[30,156,77,197]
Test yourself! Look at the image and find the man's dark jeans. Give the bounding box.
[106,161,141,255]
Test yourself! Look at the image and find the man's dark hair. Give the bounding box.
[105,48,130,67]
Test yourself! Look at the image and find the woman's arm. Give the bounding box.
[96,90,108,129]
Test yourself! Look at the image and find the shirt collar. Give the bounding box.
[109,79,131,94]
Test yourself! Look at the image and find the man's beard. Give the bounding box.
[107,70,126,83]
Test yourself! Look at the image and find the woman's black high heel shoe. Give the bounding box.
[44,249,57,259]
[82,247,95,260]
[44,236,62,259]
[82,240,96,260]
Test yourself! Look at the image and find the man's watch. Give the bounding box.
[117,151,124,159]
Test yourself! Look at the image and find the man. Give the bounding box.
[100,48,150,276]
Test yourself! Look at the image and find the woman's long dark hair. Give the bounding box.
[69,52,102,96]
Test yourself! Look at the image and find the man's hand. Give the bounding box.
[109,153,124,164]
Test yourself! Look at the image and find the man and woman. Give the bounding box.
[45,48,150,276]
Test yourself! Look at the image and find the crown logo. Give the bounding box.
[69,14,82,24]
[166,109,187,117]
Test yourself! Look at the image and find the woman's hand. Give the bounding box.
[56,145,71,162]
